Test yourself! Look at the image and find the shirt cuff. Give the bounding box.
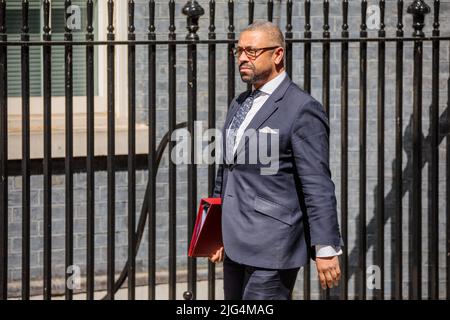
[315,245,343,257]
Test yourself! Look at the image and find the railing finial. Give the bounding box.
[248,0,254,25]
[407,0,431,37]
[65,0,72,34]
[87,0,94,35]
[304,0,311,33]
[323,0,330,37]
[128,0,135,34]
[379,0,385,33]
[286,0,293,33]
[209,0,215,34]
[433,0,440,32]
[149,0,155,34]
[361,0,367,33]
[342,0,349,33]
[267,0,273,22]
[183,290,193,300]
[169,0,177,37]
[43,0,51,37]
[228,0,234,33]
[397,1,404,33]
[107,0,115,37]
[0,0,6,34]
[182,0,205,41]
[22,0,29,35]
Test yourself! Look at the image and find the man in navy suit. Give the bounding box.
[209,20,343,300]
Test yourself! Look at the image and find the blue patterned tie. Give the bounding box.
[226,89,262,162]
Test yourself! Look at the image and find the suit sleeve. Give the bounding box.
[290,99,343,248]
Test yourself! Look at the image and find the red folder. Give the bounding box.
[188,198,222,257]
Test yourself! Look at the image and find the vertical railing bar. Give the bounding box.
[64,0,74,301]
[187,33,199,301]
[248,0,254,25]
[285,0,293,78]
[429,0,440,300]
[322,0,330,118]
[207,0,216,300]
[445,38,450,300]
[303,0,311,300]
[407,0,430,300]
[376,0,385,300]
[247,0,253,92]
[227,0,235,108]
[304,0,311,95]
[267,0,273,22]
[86,0,95,300]
[394,0,404,301]
[21,0,31,301]
[107,0,116,300]
[447,42,450,299]
[0,0,7,301]
[147,0,156,301]
[127,0,136,301]
[447,36,450,301]
[42,0,52,300]
[322,0,330,300]
[411,24,422,301]
[359,0,368,301]
[340,0,349,301]
[0,0,443,304]
[183,0,205,301]
[168,0,177,300]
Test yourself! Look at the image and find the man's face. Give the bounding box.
[237,30,281,85]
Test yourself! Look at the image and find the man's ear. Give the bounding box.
[274,47,284,65]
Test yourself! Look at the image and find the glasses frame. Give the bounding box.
[233,46,280,59]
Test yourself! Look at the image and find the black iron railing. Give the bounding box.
[0,0,448,301]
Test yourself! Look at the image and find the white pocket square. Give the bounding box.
[259,126,278,134]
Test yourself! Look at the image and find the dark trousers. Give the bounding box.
[223,255,299,300]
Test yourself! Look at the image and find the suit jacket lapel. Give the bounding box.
[223,91,252,131]
[234,75,293,160]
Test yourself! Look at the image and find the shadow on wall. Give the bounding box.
[329,71,450,299]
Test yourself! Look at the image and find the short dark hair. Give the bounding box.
[241,20,285,50]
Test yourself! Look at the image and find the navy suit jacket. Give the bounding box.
[212,74,343,269]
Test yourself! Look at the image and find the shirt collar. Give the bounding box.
[252,71,287,95]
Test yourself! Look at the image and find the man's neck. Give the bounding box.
[253,68,285,90]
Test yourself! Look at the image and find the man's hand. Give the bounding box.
[208,246,224,264]
[315,256,341,289]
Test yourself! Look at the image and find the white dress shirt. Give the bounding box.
[230,71,287,154]
[229,71,342,258]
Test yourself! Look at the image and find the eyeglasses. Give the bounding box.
[233,46,279,59]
